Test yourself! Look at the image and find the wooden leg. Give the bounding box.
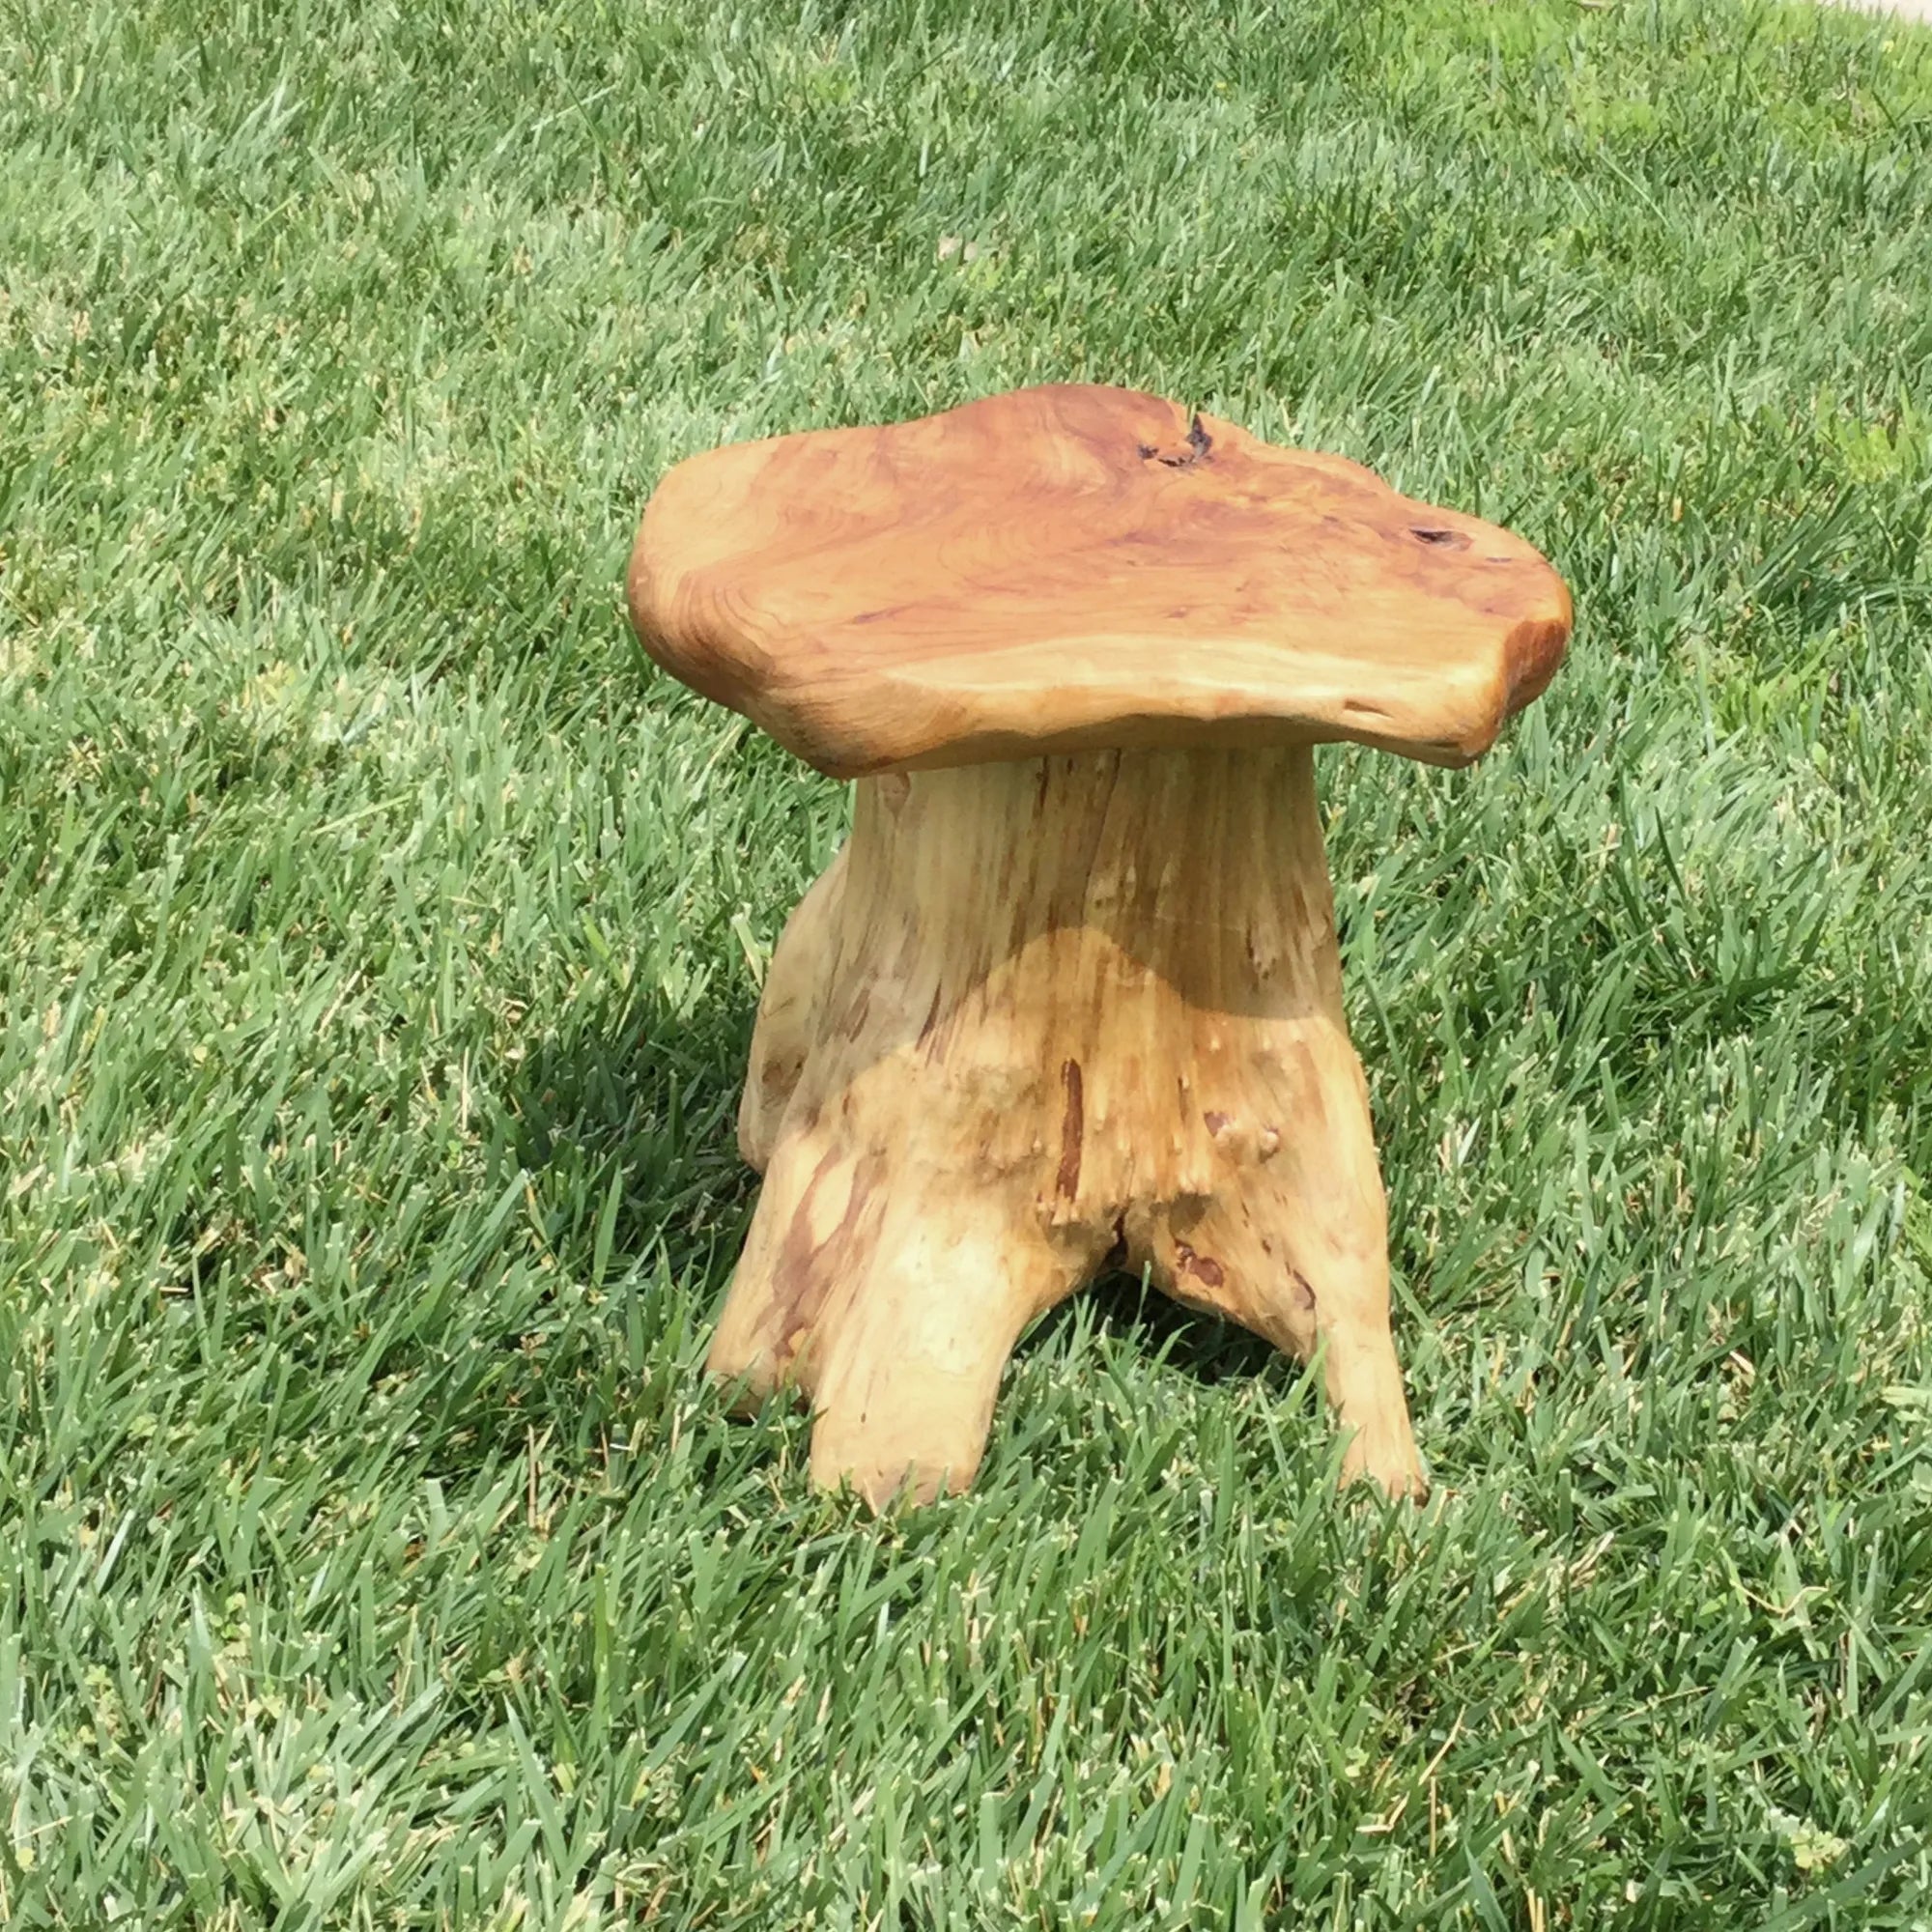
[1140,1021,1425,1498]
[807,1191,1083,1505]
[706,1114,883,1406]
[737,847,847,1174]
[713,746,1429,1504]
[710,1085,1091,1501]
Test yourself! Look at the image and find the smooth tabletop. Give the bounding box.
[628,384,1573,777]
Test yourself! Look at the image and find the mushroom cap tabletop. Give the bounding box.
[627,384,1572,780]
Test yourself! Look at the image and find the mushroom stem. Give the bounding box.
[708,745,1426,1506]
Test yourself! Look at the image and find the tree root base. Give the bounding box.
[711,747,1427,1508]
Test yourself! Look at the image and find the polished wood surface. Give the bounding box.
[629,384,1572,778]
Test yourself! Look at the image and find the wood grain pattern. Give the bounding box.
[712,746,1426,1507]
[628,384,1572,779]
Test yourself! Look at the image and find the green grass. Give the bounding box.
[4,0,1932,1921]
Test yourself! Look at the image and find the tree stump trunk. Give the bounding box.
[709,744,1426,1507]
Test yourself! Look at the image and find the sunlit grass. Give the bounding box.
[2,0,1931,1923]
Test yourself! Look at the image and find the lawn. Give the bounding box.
[4,0,1932,1922]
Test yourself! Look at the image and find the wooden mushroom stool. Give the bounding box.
[628,384,1571,1507]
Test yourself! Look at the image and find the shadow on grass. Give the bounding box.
[501,975,756,1293]
[1017,1270,1282,1388]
